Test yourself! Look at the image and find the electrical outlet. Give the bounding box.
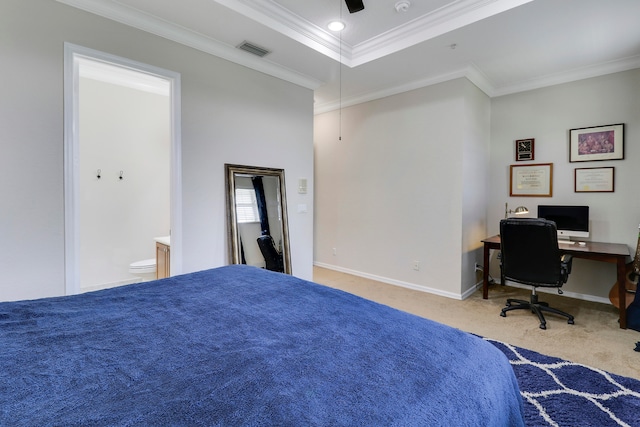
[332,248,337,256]
[475,263,483,272]
[413,261,420,271]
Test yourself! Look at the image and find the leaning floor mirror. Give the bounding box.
[225,164,291,274]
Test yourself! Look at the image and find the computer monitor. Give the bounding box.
[537,205,589,240]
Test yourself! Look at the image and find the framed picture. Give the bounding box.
[575,167,614,193]
[569,123,624,162]
[515,138,534,161]
[510,163,553,197]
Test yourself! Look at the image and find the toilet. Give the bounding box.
[129,258,157,282]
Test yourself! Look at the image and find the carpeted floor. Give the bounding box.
[313,267,640,380]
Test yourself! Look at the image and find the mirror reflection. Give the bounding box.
[225,164,291,274]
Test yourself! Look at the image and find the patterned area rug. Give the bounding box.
[487,339,640,427]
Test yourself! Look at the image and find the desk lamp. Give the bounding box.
[505,202,529,219]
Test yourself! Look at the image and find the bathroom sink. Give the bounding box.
[154,236,170,246]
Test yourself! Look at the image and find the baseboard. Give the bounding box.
[313,262,612,305]
[313,262,465,300]
[502,280,611,305]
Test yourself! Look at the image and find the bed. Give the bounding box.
[0,265,524,426]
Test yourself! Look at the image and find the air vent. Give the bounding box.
[237,41,271,57]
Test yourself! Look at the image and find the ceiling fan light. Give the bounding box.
[328,20,346,32]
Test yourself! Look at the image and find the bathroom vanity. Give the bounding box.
[155,236,170,279]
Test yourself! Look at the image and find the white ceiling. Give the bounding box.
[58,0,640,113]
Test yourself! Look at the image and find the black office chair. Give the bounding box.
[499,218,575,329]
[257,235,284,273]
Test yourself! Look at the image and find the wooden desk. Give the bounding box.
[481,235,630,328]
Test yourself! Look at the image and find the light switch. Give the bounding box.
[298,178,307,194]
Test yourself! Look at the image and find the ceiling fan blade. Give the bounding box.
[345,0,364,13]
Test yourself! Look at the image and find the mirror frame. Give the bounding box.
[225,164,292,274]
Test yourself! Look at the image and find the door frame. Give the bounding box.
[63,43,182,295]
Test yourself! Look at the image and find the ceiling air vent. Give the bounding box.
[237,41,271,58]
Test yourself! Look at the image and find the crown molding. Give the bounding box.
[214,0,349,63]
[56,0,323,90]
[490,54,640,97]
[313,55,640,114]
[350,0,534,67]
[313,67,477,115]
[216,0,534,68]
[57,0,640,114]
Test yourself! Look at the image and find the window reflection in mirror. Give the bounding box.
[225,164,291,274]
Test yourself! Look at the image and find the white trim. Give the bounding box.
[214,0,345,63]
[55,0,322,90]
[312,54,640,114]
[314,66,478,114]
[57,0,640,115]
[63,44,80,295]
[213,0,534,68]
[502,280,611,305]
[350,0,535,67]
[313,262,610,304]
[63,43,183,295]
[170,70,184,279]
[490,54,640,98]
[314,262,464,300]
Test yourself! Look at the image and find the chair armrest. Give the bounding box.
[561,254,573,275]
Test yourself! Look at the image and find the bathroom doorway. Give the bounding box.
[64,44,182,295]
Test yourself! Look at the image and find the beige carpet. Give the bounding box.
[313,266,640,380]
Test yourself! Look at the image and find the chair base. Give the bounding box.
[500,294,574,330]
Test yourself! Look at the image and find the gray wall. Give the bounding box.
[489,69,640,301]
[314,69,639,303]
[0,0,314,301]
[314,78,491,298]
[79,77,171,289]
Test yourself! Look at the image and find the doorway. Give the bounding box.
[64,43,182,295]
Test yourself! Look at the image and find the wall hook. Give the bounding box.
[97,169,101,179]
[119,170,124,180]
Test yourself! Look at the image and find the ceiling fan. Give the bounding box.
[345,0,364,13]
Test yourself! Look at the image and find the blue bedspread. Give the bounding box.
[0,265,524,426]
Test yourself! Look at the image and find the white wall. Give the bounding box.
[461,80,491,294]
[0,0,314,301]
[314,78,490,298]
[79,78,170,289]
[315,67,638,303]
[489,69,640,300]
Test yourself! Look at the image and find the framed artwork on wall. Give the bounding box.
[510,163,553,197]
[569,123,624,162]
[515,138,534,161]
[575,167,614,193]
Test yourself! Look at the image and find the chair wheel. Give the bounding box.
[539,323,547,330]
[568,319,574,325]
[500,311,506,317]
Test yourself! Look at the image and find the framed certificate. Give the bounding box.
[510,163,553,197]
[575,167,614,192]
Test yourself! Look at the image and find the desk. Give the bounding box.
[481,235,630,328]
